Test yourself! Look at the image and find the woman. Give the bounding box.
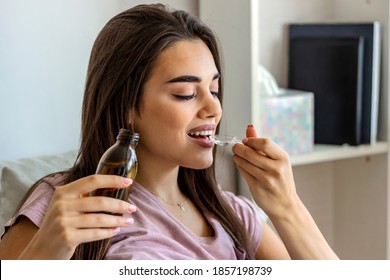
[0,4,338,260]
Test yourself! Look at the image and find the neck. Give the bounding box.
[135,155,182,201]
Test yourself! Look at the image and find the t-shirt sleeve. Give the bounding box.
[222,190,263,256]
[4,176,58,232]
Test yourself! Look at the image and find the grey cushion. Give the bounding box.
[0,150,77,234]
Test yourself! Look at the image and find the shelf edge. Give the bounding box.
[290,142,388,166]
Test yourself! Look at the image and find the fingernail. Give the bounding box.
[122,178,132,185]
[113,227,120,234]
[125,217,134,225]
[242,138,248,144]
[247,124,254,128]
[128,204,137,213]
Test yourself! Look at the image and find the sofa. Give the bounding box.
[0,150,78,235]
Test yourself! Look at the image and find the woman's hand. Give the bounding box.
[20,175,136,259]
[232,125,299,219]
[232,125,338,259]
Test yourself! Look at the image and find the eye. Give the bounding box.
[172,93,197,101]
[211,91,220,98]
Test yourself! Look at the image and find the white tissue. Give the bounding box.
[258,65,281,96]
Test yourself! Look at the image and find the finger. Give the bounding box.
[235,125,265,159]
[69,196,137,214]
[58,175,132,198]
[69,212,135,229]
[246,124,258,138]
[235,164,257,188]
[243,138,287,160]
[234,164,270,206]
[232,143,273,171]
[233,154,270,185]
[240,124,258,145]
[75,227,122,244]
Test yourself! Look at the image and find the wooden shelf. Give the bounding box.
[290,142,388,166]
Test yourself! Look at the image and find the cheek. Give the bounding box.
[148,106,185,131]
[134,104,187,144]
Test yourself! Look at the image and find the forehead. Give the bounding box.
[150,39,218,79]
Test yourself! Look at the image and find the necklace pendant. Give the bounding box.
[177,202,185,212]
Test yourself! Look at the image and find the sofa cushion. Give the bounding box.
[0,150,77,234]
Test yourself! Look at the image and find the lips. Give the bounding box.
[187,124,216,148]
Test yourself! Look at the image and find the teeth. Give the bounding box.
[188,130,214,136]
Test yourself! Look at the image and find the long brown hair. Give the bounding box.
[35,4,254,259]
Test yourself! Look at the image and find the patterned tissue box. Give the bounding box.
[259,89,314,155]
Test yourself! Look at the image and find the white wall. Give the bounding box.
[258,0,333,87]
[258,0,389,141]
[0,0,197,161]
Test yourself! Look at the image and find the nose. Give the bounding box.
[198,89,223,121]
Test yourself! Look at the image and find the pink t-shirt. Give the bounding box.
[5,174,262,259]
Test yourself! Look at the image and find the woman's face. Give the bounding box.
[134,39,222,170]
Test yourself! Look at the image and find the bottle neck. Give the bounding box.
[117,129,139,147]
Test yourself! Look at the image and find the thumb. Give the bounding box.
[246,124,258,138]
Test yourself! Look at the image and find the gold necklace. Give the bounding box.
[149,191,188,212]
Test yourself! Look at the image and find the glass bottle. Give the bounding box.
[83,129,139,260]
[91,128,139,203]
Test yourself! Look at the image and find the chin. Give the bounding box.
[182,158,214,170]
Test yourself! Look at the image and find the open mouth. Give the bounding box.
[187,130,214,141]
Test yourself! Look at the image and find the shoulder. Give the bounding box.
[39,173,68,193]
[3,173,67,231]
[220,189,259,218]
[220,188,264,246]
[24,173,67,205]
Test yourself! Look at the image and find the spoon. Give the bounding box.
[209,135,242,146]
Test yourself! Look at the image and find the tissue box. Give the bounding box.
[259,89,314,155]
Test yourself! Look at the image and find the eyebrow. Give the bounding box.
[166,73,220,83]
